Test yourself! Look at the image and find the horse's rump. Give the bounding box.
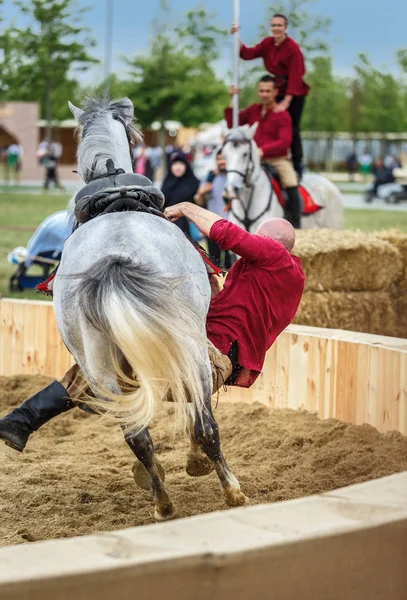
[53,213,211,434]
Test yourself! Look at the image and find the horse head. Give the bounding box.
[68,96,142,183]
[221,123,260,203]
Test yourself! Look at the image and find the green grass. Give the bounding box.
[343,209,407,232]
[1,192,407,300]
[0,192,71,300]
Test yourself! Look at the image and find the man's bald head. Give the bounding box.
[255,218,296,252]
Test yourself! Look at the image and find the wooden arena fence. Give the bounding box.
[1,298,406,435]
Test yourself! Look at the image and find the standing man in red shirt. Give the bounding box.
[224,74,302,228]
[231,13,309,180]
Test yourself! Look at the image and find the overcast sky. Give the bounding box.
[3,0,407,83]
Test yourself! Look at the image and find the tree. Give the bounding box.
[125,6,228,134]
[2,0,98,140]
[301,56,348,132]
[350,53,406,134]
[175,7,228,62]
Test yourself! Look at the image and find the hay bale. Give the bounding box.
[294,291,396,337]
[373,231,407,338]
[293,229,402,292]
[373,230,407,280]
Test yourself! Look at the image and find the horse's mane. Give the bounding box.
[76,95,142,183]
[224,128,250,145]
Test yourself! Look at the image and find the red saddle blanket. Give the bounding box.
[271,179,323,215]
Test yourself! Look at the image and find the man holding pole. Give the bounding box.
[231,13,309,180]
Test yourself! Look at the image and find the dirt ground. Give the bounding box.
[1,374,407,548]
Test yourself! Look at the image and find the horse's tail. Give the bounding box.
[76,255,206,434]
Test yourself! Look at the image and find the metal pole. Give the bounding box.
[104,0,114,86]
[232,0,240,128]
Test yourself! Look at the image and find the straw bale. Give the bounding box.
[374,230,407,280]
[372,231,407,337]
[294,290,396,337]
[293,229,402,292]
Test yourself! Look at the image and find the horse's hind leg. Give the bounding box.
[193,376,249,507]
[186,405,213,477]
[125,428,177,522]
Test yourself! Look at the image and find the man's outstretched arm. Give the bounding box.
[164,202,269,264]
[164,202,223,238]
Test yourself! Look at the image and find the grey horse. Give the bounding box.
[221,125,344,232]
[53,97,247,520]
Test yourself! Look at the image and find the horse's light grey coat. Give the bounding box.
[222,126,344,232]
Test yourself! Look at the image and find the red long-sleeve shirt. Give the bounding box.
[206,220,305,388]
[224,105,292,159]
[240,36,309,97]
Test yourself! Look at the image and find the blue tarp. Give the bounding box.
[25,210,74,266]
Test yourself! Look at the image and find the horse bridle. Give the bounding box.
[82,111,133,182]
[222,139,274,231]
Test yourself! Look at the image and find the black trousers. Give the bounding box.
[207,238,232,270]
[278,94,306,175]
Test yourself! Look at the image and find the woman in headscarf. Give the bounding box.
[161,152,200,235]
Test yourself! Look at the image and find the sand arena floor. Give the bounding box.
[1,374,407,548]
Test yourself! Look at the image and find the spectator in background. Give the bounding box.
[370,157,395,197]
[393,155,402,168]
[6,143,23,184]
[346,150,358,182]
[194,151,232,269]
[146,146,163,182]
[359,151,372,181]
[161,152,200,236]
[182,144,193,163]
[134,146,154,180]
[43,146,64,190]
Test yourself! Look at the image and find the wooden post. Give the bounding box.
[232,0,240,128]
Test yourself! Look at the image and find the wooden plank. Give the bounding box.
[273,330,290,409]
[354,342,370,427]
[0,300,12,376]
[317,336,328,419]
[22,301,38,374]
[32,302,48,375]
[367,346,380,431]
[287,332,309,412]
[10,301,25,375]
[305,335,319,413]
[400,355,407,435]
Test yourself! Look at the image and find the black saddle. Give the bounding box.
[74,160,165,224]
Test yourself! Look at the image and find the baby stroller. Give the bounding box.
[8,210,73,292]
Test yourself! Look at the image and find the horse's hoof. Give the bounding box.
[154,504,178,522]
[186,452,214,477]
[132,459,165,491]
[224,489,250,508]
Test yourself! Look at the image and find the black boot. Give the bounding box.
[284,186,302,229]
[0,381,74,452]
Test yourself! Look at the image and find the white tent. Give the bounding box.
[193,121,227,146]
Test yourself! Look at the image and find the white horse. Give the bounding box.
[221,125,344,232]
[53,97,247,520]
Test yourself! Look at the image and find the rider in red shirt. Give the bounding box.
[165,203,305,388]
[231,13,309,179]
[224,75,302,229]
